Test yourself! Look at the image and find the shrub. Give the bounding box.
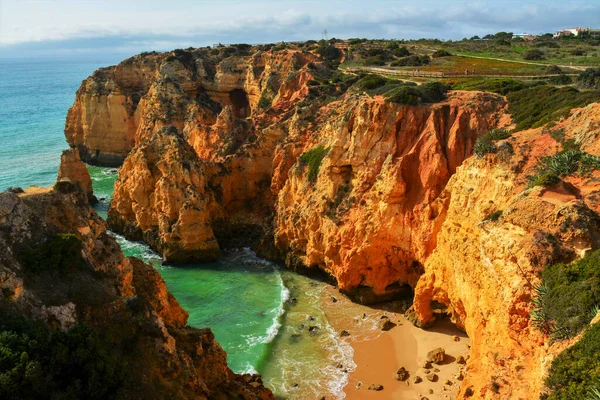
[527,149,600,188]
[549,75,573,85]
[483,210,503,222]
[524,49,545,60]
[316,45,342,62]
[385,86,420,105]
[535,250,600,339]
[452,78,529,95]
[393,46,411,57]
[353,74,389,91]
[545,321,600,399]
[22,234,85,273]
[507,85,600,130]
[474,135,496,158]
[418,81,449,103]
[300,145,329,182]
[578,68,600,89]
[257,93,271,110]
[0,320,125,400]
[432,49,452,57]
[473,129,512,158]
[391,55,430,67]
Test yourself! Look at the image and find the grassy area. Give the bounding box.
[506,85,600,130]
[537,250,600,399]
[300,145,329,182]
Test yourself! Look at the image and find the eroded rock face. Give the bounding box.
[411,104,600,399]
[108,126,221,263]
[275,92,509,301]
[0,183,273,399]
[57,147,95,203]
[65,49,315,166]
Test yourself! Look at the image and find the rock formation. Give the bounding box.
[65,44,600,398]
[57,147,96,203]
[0,181,273,399]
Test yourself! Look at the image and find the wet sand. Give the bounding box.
[322,287,469,400]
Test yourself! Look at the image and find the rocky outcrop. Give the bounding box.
[57,147,95,203]
[0,182,273,399]
[275,91,510,301]
[411,103,600,399]
[108,126,222,263]
[65,49,315,166]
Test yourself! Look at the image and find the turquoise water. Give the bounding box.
[1,57,353,399]
[90,166,355,398]
[0,57,123,191]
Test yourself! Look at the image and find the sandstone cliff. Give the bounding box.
[411,103,600,398]
[57,147,96,203]
[0,182,273,399]
[66,44,600,398]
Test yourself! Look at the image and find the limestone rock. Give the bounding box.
[395,367,409,381]
[426,348,445,364]
[57,147,95,203]
[368,384,383,391]
[108,126,221,263]
[426,373,438,382]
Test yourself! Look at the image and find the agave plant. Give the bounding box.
[588,378,600,400]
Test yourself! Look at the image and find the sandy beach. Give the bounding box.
[322,286,470,400]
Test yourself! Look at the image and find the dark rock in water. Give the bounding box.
[331,296,338,303]
[368,384,384,391]
[289,334,303,344]
[298,324,305,330]
[292,383,299,388]
[395,367,409,381]
[340,330,350,337]
[289,297,297,304]
[109,169,118,174]
[307,315,315,321]
[426,347,445,364]
[380,316,396,331]
[308,326,320,336]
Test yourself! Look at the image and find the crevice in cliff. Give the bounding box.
[229,89,251,119]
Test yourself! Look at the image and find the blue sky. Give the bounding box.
[1,0,599,58]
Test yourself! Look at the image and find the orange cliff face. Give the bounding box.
[107,126,222,263]
[65,44,600,398]
[64,49,315,166]
[0,181,273,399]
[411,103,600,399]
[274,91,510,302]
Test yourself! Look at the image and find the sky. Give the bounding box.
[1,0,599,58]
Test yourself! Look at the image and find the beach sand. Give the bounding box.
[322,286,470,400]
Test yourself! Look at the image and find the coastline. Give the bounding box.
[322,286,470,399]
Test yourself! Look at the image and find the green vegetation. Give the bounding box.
[257,92,272,110]
[0,319,125,400]
[544,320,600,399]
[474,128,512,158]
[390,55,430,67]
[315,45,342,63]
[527,149,600,188]
[22,234,85,273]
[300,145,329,182]
[506,85,600,130]
[350,74,448,105]
[523,49,545,60]
[452,78,530,95]
[578,68,600,89]
[483,210,503,222]
[533,250,600,339]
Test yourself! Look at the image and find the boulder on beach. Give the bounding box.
[380,316,396,331]
[340,330,350,337]
[368,384,384,391]
[426,373,438,382]
[395,367,409,381]
[426,347,445,364]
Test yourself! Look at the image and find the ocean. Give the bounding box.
[0,57,353,399]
